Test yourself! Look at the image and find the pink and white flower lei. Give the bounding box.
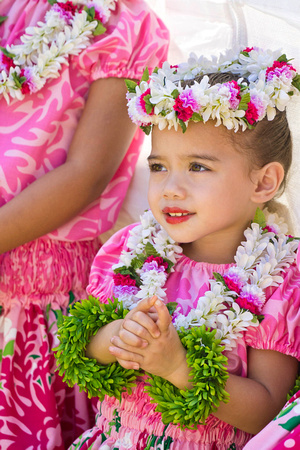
[126,47,300,133]
[112,209,298,351]
[0,0,117,103]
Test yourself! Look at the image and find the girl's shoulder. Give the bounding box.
[245,250,300,360]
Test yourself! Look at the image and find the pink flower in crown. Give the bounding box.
[243,47,254,53]
[139,88,154,115]
[249,94,266,120]
[113,273,136,287]
[144,256,169,271]
[0,53,15,72]
[174,89,199,121]
[245,101,259,125]
[221,80,241,109]
[52,1,78,23]
[266,60,296,82]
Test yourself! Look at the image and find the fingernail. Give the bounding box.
[133,364,140,370]
[141,340,148,348]
[155,300,162,307]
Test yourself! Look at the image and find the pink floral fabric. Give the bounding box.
[244,391,300,450]
[0,1,169,448]
[70,224,300,449]
[0,0,169,241]
[0,238,100,449]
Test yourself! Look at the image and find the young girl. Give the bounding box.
[56,47,300,449]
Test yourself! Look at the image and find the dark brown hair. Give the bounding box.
[182,73,293,194]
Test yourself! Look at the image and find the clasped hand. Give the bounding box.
[109,296,186,380]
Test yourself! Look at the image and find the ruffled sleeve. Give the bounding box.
[76,0,169,81]
[87,223,137,302]
[245,257,300,360]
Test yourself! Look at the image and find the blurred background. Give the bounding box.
[101,0,300,240]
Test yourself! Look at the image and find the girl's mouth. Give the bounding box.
[162,208,193,224]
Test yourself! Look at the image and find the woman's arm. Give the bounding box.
[0,77,137,253]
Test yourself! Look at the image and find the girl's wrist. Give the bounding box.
[164,350,193,390]
[86,319,123,364]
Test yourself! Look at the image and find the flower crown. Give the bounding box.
[126,47,300,134]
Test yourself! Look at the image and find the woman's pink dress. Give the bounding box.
[69,224,300,449]
[0,1,169,448]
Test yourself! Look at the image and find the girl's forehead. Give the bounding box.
[151,121,232,156]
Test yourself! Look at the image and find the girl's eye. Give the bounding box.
[148,163,166,172]
[189,162,208,172]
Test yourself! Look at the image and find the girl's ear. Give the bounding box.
[251,162,285,204]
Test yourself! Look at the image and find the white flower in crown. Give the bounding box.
[176,53,218,80]
[126,46,300,134]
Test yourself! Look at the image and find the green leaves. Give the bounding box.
[145,325,229,428]
[253,207,266,228]
[55,298,229,429]
[54,296,142,400]
[238,93,250,111]
[125,79,138,94]
[292,73,300,92]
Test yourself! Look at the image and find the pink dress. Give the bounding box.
[68,224,300,450]
[244,390,300,450]
[0,1,169,448]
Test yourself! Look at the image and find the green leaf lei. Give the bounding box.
[54,296,142,400]
[55,298,229,428]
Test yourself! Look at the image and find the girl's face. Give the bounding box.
[148,121,261,264]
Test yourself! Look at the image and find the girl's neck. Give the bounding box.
[181,227,248,264]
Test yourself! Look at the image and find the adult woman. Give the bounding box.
[0,1,169,448]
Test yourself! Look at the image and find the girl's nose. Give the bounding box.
[162,174,186,199]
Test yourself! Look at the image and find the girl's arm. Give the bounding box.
[86,297,162,366]
[109,299,298,434]
[0,77,137,253]
[213,347,298,434]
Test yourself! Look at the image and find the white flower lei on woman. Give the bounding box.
[0,0,116,103]
[112,209,298,352]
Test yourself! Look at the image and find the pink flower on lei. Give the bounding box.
[223,276,241,294]
[174,89,199,121]
[52,1,79,23]
[144,256,169,271]
[266,60,296,82]
[235,293,263,315]
[113,273,136,286]
[0,53,15,72]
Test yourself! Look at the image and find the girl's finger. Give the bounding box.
[123,313,160,339]
[116,358,140,371]
[108,344,143,367]
[154,299,171,333]
[111,334,147,351]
